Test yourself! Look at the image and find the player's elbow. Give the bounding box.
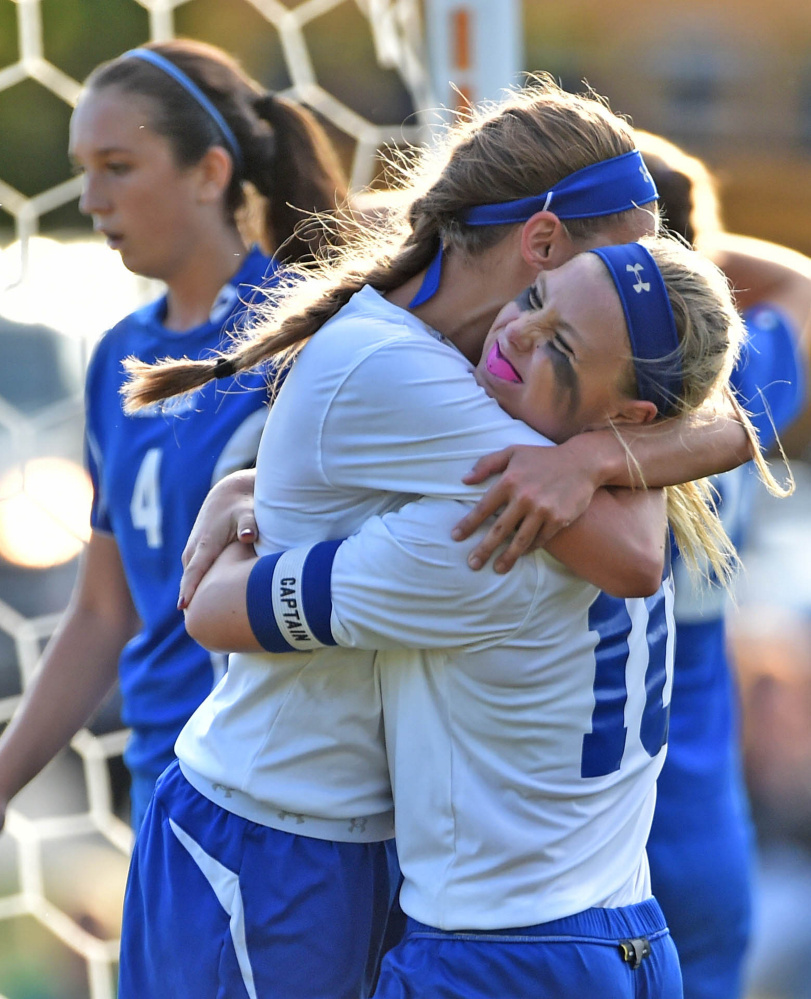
[183,603,218,651]
[601,547,665,599]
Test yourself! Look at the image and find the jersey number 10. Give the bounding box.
[581,589,671,779]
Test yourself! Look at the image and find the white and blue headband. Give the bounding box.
[588,242,682,416]
[410,149,658,308]
[121,48,243,170]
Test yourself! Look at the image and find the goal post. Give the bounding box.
[422,0,524,116]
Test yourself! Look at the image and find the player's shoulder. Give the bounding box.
[297,285,470,383]
[323,286,464,355]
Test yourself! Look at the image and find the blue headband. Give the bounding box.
[122,48,243,170]
[410,150,658,308]
[588,243,682,415]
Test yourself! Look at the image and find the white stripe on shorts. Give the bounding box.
[169,818,258,999]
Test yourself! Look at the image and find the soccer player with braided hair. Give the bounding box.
[118,78,779,997]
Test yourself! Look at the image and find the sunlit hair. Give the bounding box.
[84,39,347,263]
[634,129,723,248]
[597,235,789,586]
[121,73,658,406]
[632,133,794,580]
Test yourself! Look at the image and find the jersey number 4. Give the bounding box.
[130,448,163,549]
[581,590,670,779]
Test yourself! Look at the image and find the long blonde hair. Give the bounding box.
[612,236,791,587]
[122,74,655,409]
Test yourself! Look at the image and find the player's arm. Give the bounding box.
[0,531,140,830]
[184,498,546,655]
[703,231,811,341]
[454,402,749,574]
[180,338,668,607]
[178,467,258,610]
[709,232,811,449]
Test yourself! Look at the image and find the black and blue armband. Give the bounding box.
[246,539,344,653]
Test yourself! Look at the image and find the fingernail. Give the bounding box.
[239,528,255,539]
[177,596,186,610]
[451,528,462,541]
[468,555,482,570]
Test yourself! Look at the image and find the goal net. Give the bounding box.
[0,2,429,997]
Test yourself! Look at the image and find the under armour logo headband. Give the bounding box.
[588,243,682,415]
[410,150,658,308]
[122,48,243,170]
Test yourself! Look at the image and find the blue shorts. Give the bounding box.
[128,769,158,832]
[373,898,683,999]
[119,760,395,999]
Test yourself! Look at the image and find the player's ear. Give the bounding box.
[196,145,233,204]
[612,398,659,427]
[520,212,575,271]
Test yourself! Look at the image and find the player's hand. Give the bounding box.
[179,469,257,609]
[452,444,601,573]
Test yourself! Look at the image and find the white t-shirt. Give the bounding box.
[176,285,551,840]
[321,497,674,928]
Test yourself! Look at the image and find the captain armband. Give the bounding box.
[246,539,344,653]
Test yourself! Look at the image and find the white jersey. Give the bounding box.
[176,285,552,839]
[317,497,675,928]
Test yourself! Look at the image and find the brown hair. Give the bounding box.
[122,73,657,408]
[85,39,347,263]
[635,130,723,247]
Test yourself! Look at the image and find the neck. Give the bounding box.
[387,235,536,363]
[163,226,248,331]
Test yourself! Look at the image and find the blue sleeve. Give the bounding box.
[733,305,807,449]
[83,336,112,533]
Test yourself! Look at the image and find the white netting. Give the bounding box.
[0,3,429,996]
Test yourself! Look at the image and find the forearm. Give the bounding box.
[702,232,811,326]
[183,543,260,653]
[191,501,544,657]
[546,487,667,597]
[0,609,126,808]
[565,407,752,491]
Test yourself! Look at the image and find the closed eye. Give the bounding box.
[515,283,544,313]
[547,333,575,363]
[527,284,543,310]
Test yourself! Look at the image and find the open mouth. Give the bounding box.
[485,341,522,383]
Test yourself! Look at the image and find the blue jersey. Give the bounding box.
[85,247,278,782]
[649,304,806,999]
[669,304,805,722]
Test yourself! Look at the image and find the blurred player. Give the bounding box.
[636,130,810,999]
[0,39,347,831]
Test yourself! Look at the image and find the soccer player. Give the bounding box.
[0,39,347,831]
[181,237,777,998]
[637,130,811,999]
[120,79,762,998]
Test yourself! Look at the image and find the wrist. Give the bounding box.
[561,430,621,489]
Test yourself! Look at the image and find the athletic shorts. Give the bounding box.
[118,760,395,999]
[373,897,683,999]
[128,769,158,832]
